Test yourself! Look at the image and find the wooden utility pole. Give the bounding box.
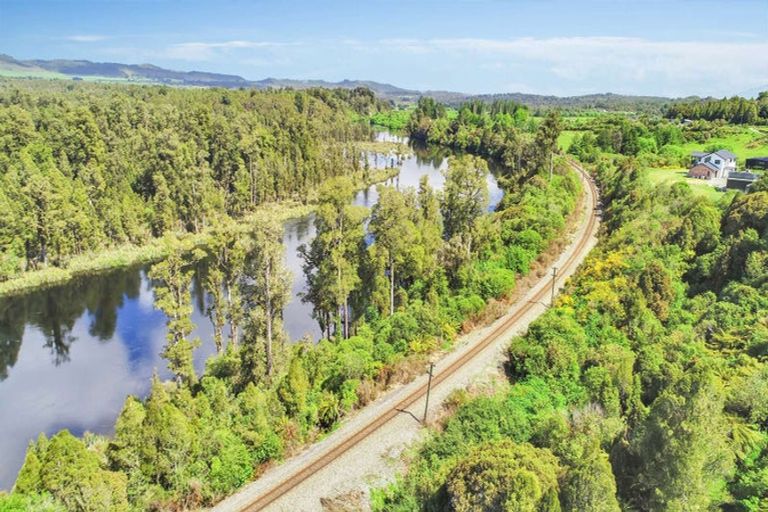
[550,266,558,306]
[423,362,435,424]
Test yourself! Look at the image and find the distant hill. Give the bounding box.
[0,54,420,95]
[1,54,249,87]
[0,53,682,110]
[252,78,419,98]
[0,54,68,79]
[456,92,677,110]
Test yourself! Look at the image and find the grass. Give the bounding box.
[680,125,768,160]
[357,140,411,155]
[558,130,581,151]
[646,167,730,202]
[0,69,68,79]
[369,109,412,131]
[0,71,168,86]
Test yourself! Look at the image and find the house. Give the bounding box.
[688,164,718,179]
[726,172,760,192]
[746,157,768,171]
[688,150,737,179]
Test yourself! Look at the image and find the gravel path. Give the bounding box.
[212,168,600,512]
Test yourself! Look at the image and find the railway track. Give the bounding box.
[226,161,599,511]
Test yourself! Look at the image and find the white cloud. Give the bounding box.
[376,36,768,96]
[165,40,299,61]
[65,35,107,43]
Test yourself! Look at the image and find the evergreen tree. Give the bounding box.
[369,186,417,315]
[301,177,367,338]
[149,241,199,386]
[445,440,561,512]
[243,220,291,377]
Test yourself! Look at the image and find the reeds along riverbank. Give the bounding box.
[0,166,400,298]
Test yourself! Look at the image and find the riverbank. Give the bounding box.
[212,163,599,512]
[0,166,400,298]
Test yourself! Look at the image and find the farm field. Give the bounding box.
[646,167,731,202]
[0,68,67,79]
[681,126,768,160]
[558,129,581,151]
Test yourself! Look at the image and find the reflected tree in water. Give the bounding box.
[0,264,147,378]
[83,270,141,341]
[0,299,25,380]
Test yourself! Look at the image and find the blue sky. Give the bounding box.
[1,0,767,96]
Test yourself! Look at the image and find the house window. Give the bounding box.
[714,159,721,164]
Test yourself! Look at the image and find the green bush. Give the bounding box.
[445,440,561,512]
[0,493,65,512]
[207,430,253,496]
[17,431,128,512]
[475,263,516,299]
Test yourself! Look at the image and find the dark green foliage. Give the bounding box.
[559,443,621,512]
[379,148,768,510]
[0,81,379,281]
[407,97,538,176]
[15,431,128,512]
[619,367,734,510]
[7,90,581,510]
[666,94,768,125]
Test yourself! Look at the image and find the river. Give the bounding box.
[0,133,502,489]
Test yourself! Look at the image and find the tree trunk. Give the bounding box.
[39,224,47,266]
[226,283,239,347]
[265,257,273,377]
[389,255,395,316]
[344,296,350,339]
[249,155,256,206]
[213,320,223,352]
[337,259,345,339]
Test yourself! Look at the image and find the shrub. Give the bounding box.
[445,440,561,512]
[207,430,253,496]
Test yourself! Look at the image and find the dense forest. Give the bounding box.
[0,81,383,282]
[406,97,560,180]
[567,114,693,164]
[10,82,763,511]
[0,83,580,510]
[566,113,768,174]
[373,145,768,510]
[666,92,768,125]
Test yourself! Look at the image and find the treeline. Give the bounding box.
[666,92,768,124]
[2,118,583,509]
[459,92,671,114]
[373,155,768,510]
[0,81,384,280]
[567,115,685,162]
[407,97,561,179]
[566,113,761,168]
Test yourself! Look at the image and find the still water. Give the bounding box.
[0,136,502,489]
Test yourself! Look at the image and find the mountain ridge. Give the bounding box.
[0,53,691,108]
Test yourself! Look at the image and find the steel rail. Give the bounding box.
[237,162,598,511]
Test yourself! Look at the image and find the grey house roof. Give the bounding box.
[727,172,759,181]
[715,150,736,160]
[701,161,721,173]
[690,150,736,161]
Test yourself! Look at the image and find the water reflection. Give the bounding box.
[0,136,503,489]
